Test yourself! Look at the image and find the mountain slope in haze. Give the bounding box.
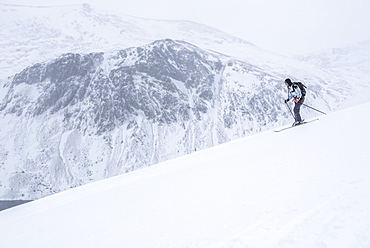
[0,3,346,82]
[0,102,369,248]
[296,41,370,87]
[0,3,253,79]
[0,38,353,200]
[296,40,370,70]
[296,40,370,109]
[0,3,363,102]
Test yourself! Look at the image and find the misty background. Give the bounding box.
[1,0,370,56]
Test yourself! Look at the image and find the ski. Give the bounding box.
[274,118,319,132]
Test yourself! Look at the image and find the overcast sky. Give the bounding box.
[1,0,370,56]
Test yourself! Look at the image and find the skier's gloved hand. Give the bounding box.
[284,98,289,103]
[294,98,300,103]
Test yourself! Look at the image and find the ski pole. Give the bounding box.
[302,104,327,115]
[285,102,295,119]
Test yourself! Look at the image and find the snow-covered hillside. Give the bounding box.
[0,3,253,79]
[0,3,350,80]
[296,40,370,108]
[0,102,369,248]
[0,38,353,200]
[1,3,369,201]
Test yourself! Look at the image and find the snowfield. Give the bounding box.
[0,102,369,248]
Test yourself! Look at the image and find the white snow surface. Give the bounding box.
[0,102,369,248]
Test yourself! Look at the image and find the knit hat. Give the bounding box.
[285,78,292,86]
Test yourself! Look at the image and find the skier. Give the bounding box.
[284,78,305,126]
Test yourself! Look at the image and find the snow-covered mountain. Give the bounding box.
[0,3,355,79]
[295,40,370,110]
[0,38,345,200]
[296,40,370,102]
[1,102,369,248]
[296,40,370,71]
[0,4,368,200]
[0,3,253,79]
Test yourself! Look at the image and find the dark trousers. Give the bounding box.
[293,97,304,122]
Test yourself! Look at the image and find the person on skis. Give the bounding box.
[284,78,305,126]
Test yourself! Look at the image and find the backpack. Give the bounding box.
[294,82,306,97]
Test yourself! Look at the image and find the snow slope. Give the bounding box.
[0,102,369,248]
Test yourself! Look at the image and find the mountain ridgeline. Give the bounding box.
[0,39,290,199]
